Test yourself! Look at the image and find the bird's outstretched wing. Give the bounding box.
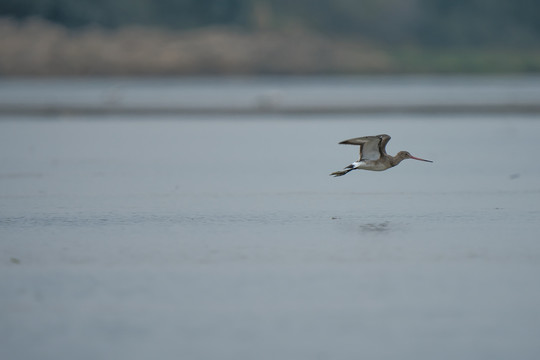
[378,134,391,157]
[339,134,390,161]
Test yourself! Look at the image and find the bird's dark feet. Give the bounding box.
[330,170,351,177]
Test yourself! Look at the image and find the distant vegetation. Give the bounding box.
[1,0,540,75]
[2,0,540,47]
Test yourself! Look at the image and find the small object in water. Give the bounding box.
[331,134,432,176]
[10,257,21,264]
[509,173,520,180]
[360,221,390,232]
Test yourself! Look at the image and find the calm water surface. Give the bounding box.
[1,77,540,360]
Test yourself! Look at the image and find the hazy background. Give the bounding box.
[1,0,540,75]
[2,2,540,360]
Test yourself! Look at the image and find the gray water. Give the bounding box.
[1,77,540,360]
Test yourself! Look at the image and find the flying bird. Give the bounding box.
[330,134,432,177]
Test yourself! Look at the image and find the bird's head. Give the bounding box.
[397,151,433,163]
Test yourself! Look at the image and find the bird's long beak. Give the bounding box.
[410,155,433,162]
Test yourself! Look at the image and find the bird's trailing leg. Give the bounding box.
[330,164,355,177]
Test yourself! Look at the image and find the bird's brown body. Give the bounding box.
[330,134,432,177]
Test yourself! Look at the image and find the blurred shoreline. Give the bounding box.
[2,75,540,115]
[2,103,540,116]
[2,17,540,76]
